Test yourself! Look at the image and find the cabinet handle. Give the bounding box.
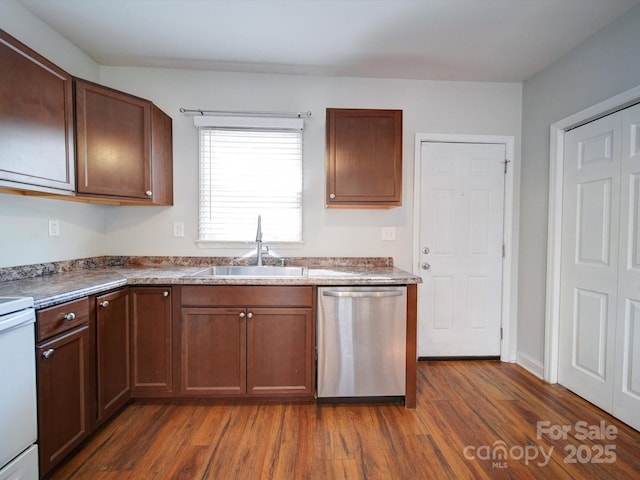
[238,312,246,319]
[145,190,152,197]
[329,193,336,200]
[247,312,253,319]
[163,291,169,297]
[42,349,55,359]
[63,312,76,321]
[99,300,110,308]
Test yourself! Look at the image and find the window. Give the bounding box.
[197,116,303,244]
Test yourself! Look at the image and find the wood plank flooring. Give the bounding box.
[50,361,640,479]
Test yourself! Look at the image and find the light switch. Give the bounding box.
[173,222,184,237]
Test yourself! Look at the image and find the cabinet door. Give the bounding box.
[37,326,91,477]
[326,108,402,207]
[130,287,172,394]
[247,308,314,396]
[0,30,74,193]
[96,289,131,422]
[75,78,152,200]
[181,308,246,395]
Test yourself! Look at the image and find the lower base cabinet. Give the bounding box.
[95,289,131,423]
[37,327,91,477]
[130,287,173,395]
[180,286,316,397]
[35,297,92,478]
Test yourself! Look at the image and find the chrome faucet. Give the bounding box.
[255,215,268,266]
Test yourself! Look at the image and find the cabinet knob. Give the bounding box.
[145,190,153,197]
[63,312,76,321]
[99,300,110,308]
[247,312,253,319]
[42,349,55,359]
[329,193,336,200]
[163,291,169,297]
[239,312,246,319]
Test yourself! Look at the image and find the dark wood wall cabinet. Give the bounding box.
[0,29,173,205]
[325,108,402,208]
[180,286,316,398]
[0,30,75,195]
[75,79,173,205]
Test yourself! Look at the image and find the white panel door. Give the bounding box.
[418,142,505,357]
[559,113,621,412]
[613,103,640,431]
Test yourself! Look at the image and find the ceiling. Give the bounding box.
[19,0,640,82]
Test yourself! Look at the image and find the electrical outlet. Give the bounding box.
[173,222,184,237]
[381,227,396,241]
[48,219,60,237]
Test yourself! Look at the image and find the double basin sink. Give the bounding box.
[188,265,308,278]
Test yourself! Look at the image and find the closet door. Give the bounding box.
[558,112,621,412]
[613,103,640,431]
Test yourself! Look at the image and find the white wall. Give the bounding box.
[518,5,640,372]
[99,67,522,271]
[0,0,105,267]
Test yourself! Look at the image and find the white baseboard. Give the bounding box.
[516,352,544,379]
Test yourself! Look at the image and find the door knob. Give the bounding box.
[421,262,431,270]
[422,247,430,254]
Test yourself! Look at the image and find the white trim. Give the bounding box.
[413,133,518,362]
[544,84,640,383]
[516,352,544,379]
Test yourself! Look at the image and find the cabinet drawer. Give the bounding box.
[37,297,89,341]
[181,286,313,307]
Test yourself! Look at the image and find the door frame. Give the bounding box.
[544,84,640,383]
[413,133,517,362]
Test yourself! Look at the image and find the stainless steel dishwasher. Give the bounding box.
[317,286,407,399]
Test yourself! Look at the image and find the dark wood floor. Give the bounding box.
[50,361,640,479]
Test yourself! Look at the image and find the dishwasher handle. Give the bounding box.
[322,289,404,298]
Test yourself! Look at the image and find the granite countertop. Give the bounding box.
[0,259,422,309]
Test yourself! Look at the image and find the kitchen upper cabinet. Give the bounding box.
[325,108,402,208]
[0,29,75,194]
[130,287,174,395]
[95,289,131,423]
[180,286,315,398]
[36,299,91,477]
[75,78,173,205]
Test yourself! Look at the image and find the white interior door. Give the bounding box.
[559,113,621,412]
[560,103,640,431]
[613,103,640,431]
[418,142,505,357]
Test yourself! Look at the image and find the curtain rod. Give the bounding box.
[180,108,312,118]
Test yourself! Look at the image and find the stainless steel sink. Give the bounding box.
[189,265,308,278]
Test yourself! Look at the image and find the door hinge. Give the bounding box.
[504,159,511,174]
[500,327,503,340]
[502,244,506,258]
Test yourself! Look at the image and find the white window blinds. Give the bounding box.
[197,117,303,243]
